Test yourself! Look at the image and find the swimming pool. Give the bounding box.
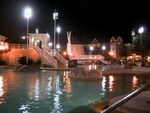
[0,68,150,113]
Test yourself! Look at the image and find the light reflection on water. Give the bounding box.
[0,68,150,113]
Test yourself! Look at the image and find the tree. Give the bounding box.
[132,31,150,66]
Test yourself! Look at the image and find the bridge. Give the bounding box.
[70,55,111,64]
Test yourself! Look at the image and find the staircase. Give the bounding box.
[33,46,68,68]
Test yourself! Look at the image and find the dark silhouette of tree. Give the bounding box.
[132,31,150,66]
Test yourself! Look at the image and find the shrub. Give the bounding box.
[0,61,6,65]
[34,59,41,65]
[18,56,34,65]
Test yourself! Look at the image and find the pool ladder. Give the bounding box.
[101,82,150,113]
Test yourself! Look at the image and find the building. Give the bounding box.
[84,36,124,60]
[0,31,125,66]
[0,32,68,68]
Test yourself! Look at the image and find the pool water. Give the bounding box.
[0,68,150,113]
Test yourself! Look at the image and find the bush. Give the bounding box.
[0,61,6,65]
[34,59,41,65]
[42,64,53,68]
[18,56,41,65]
[68,63,77,68]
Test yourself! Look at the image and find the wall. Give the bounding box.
[3,48,40,65]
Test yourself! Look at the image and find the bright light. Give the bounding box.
[138,27,144,34]
[57,27,61,33]
[53,12,58,20]
[109,52,114,56]
[56,44,60,49]
[63,51,67,56]
[102,45,106,50]
[22,36,26,39]
[90,46,94,51]
[48,42,52,47]
[0,42,9,50]
[24,8,32,18]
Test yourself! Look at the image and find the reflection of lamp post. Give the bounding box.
[24,7,32,64]
[138,26,144,66]
[56,26,61,50]
[53,8,58,53]
[102,45,106,56]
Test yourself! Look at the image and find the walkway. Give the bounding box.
[102,66,150,75]
[71,55,111,64]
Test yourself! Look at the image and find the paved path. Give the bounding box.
[102,66,150,75]
[109,91,150,113]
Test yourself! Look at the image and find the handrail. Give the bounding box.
[43,49,57,68]
[9,43,27,49]
[34,46,42,55]
[46,48,68,67]
[53,49,68,65]
[71,55,111,64]
[101,82,150,113]
[33,46,57,68]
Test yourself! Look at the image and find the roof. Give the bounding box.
[71,37,82,44]
[91,38,100,44]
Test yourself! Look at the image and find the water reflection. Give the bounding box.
[0,76,4,104]
[132,76,138,91]
[53,75,63,112]
[102,76,106,92]
[34,79,40,101]
[62,71,72,93]
[0,68,150,113]
[108,75,114,92]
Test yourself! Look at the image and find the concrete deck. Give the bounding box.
[109,91,150,113]
[102,66,150,75]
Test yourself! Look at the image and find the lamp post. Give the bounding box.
[53,8,58,53]
[24,7,32,64]
[102,45,106,56]
[138,26,144,66]
[56,26,61,50]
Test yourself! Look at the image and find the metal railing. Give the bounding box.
[43,49,57,68]
[101,82,150,113]
[33,46,57,68]
[9,44,27,49]
[71,55,111,64]
[46,48,68,67]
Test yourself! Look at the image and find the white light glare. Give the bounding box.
[57,27,61,33]
[138,27,144,34]
[102,46,106,50]
[56,44,60,49]
[24,8,32,18]
[53,12,58,20]
[90,46,94,51]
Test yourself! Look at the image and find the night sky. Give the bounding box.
[0,0,150,45]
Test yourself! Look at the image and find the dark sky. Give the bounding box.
[0,0,150,45]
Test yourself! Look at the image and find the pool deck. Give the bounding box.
[1,65,150,75]
[102,66,150,75]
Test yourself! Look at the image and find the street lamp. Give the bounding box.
[138,26,144,66]
[24,7,32,64]
[102,45,106,56]
[90,46,94,55]
[53,8,58,53]
[56,26,61,50]
[48,42,52,48]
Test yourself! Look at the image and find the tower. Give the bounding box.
[110,36,123,59]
